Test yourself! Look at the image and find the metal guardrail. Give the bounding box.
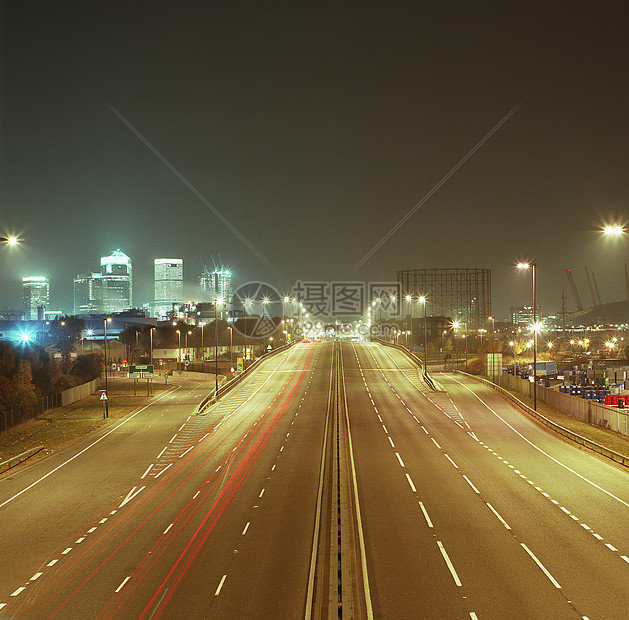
[0,445,45,474]
[196,341,297,414]
[458,371,629,469]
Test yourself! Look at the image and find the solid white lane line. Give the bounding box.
[155,463,173,479]
[115,576,131,593]
[0,385,177,510]
[486,503,511,530]
[163,523,174,535]
[463,475,480,494]
[452,376,629,509]
[395,453,405,468]
[215,575,227,596]
[444,454,458,469]
[406,473,417,493]
[141,464,154,479]
[157,447,167,459]
[431,438,441,449]
[242,522,250,535]
[437,541,462,586]
[520,543,561,588]
[419,502,434,528]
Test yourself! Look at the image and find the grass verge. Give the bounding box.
[0,379,171,473]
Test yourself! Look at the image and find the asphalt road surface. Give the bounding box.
[1,341,628,619]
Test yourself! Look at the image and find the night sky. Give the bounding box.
[2,1,628,319]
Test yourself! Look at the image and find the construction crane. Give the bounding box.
[565,268,584,311]
[591,270,602,306]
[584,265,597,308]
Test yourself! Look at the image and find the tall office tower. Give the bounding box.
[100,249,133,313]
[154,258,183,319]
[74,272,104,314]
[198,265,233,316]
[22,276,50,320]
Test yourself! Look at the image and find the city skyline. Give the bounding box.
[2,4,629,321]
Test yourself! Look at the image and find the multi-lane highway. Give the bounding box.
[1,341,629,618]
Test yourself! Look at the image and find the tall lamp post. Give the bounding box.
[418,296,427,374]
[215,297,223,396]
[103,317,111,418]
[200,322,205,361]
[603,225,629,303]
[518,262,537,411]
[488,316,496,384]
[176,329,181,366]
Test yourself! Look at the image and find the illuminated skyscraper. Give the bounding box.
[74,272,104,314]
[199,265,232,316]
[22,276,50,320]
[154,258,183,318]
[100,249,133,312]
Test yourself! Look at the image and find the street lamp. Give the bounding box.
[176,329,181,364]
[200,322,205,361]
[603,224,629,302]
[215,297,223,396]
[418,296,427,374]
[509,340,517,370]
[186,330,191,361]
[103,317,111,418]
[228,325,233,369]
[488,316,496,384]
[0,236,18,246]
[517,262,538,411]
[149,327,154,367]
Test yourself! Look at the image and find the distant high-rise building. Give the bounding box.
[74,272,104,314]
[100,250,133,313]
[199,266,232,316]
[154,258,183,319]
[22,276,50,320]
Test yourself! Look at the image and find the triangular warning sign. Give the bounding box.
[100,392,109,401]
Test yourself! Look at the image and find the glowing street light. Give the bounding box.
[0,236,18,246]
[517,261,538,411]
[103,317,112,418]
[215,297,224,396]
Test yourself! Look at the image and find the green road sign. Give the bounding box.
[128,364,154,379]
